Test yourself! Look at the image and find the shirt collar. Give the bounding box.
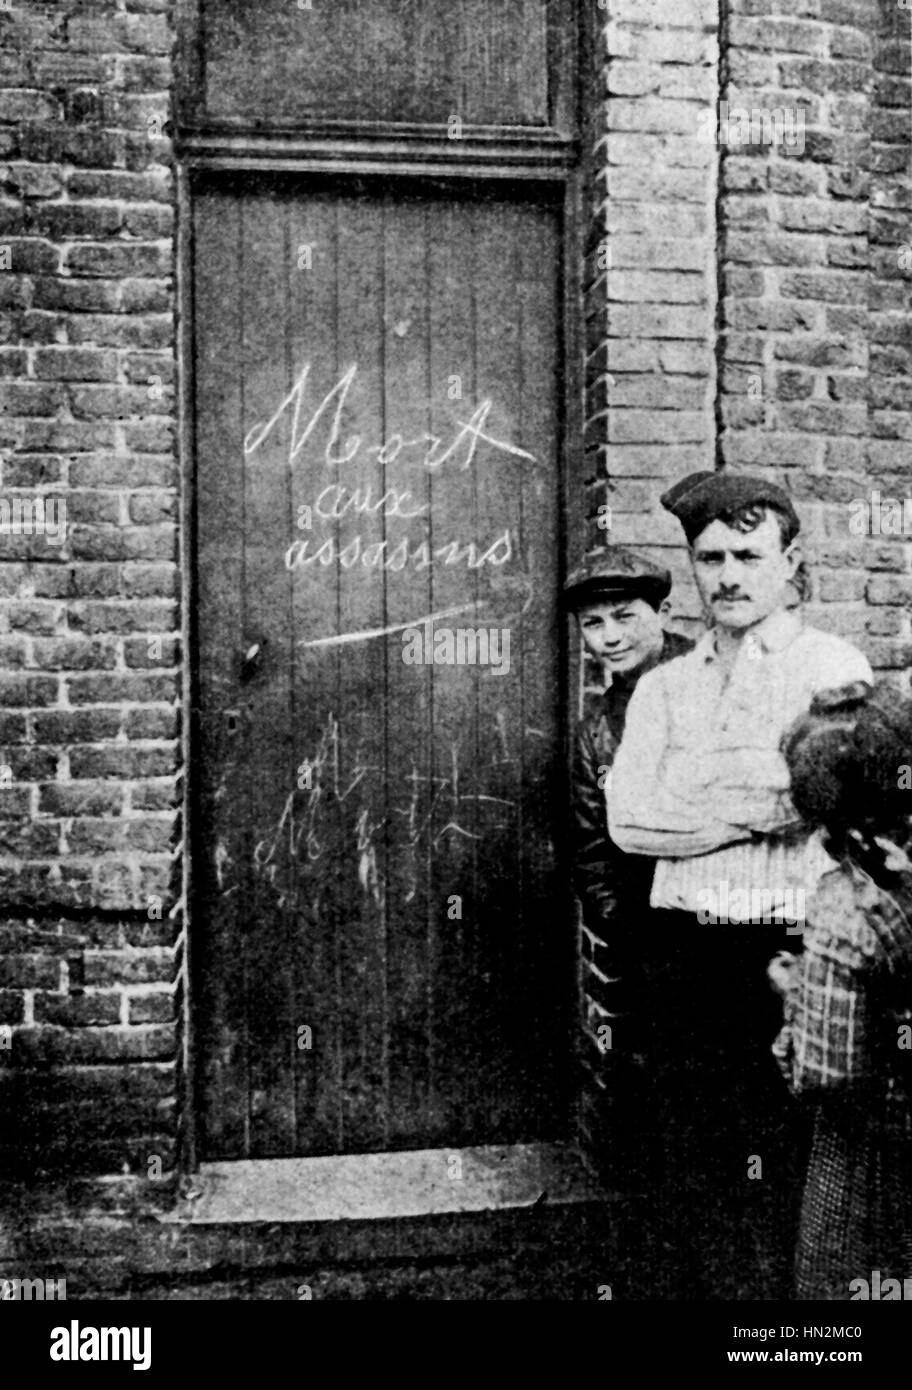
[696,607,803,663]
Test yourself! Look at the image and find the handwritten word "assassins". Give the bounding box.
[285,528,512,574]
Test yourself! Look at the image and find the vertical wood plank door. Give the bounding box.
[191,174,570,1158]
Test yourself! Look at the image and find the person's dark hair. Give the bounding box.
[781,682,912,875]
[718,501,799,548]
[710,501,811,603]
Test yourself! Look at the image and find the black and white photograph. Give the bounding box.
[0,0,911,1359]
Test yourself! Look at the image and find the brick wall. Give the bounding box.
[0,0,180,1176]
[0,0,907,1188]
[718,0,912,679]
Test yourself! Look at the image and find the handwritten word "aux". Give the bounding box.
[313,483,428,522]
[243,362,537,475]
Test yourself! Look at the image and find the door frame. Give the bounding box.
[174,1,585,1172]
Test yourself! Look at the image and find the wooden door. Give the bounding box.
[191,174,570,1158]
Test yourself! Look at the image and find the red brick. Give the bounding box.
[0,636,28,666]
[31,639,118,672]
[127,990,173,1025]
[33,991,122,1027]
[69,600,176,634]
[70,455,175,488]
[0,788,34,818]
[69,747,176,779]
[131,782,177,812]
[13,1023,176,1064]
[4,747,58,780]
[2,454,65,486]
[124,708,178,740]
[0,990,25,1024]
[32,278,122,313]
[84,949,172,987]
[866,575,912,606]
[122,563,177,598]
[28,202,124,239]
[64,243,171,279]
[0,955,61,989]
[32,710,123,743]
[20,423,119,454]
[19,125,126,168]
[0,675,58,707]
[66,15,172,56]
[0,821,60,856]
[8,602,60,635]
[0,713,27,741]
[34,563,121,599]
[0,382,66,415]
[33,348,119,383]
[67,313,173,350]
[38,783,124,817]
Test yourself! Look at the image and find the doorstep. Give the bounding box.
[169,1141,606,1225]
[4,1143,618,1296]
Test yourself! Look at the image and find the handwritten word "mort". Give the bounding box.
[244,362,537,474]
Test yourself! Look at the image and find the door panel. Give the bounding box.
[192,175,568,1157]
[198,0,552,128]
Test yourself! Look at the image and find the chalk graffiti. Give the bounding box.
[284,526,513,576]
[296,571,534,651]
[243,361,537,475]
[244,358,541,645]
[251,713,516,911]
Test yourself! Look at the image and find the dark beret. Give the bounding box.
[660,471,800,544]
[563,545,672,610]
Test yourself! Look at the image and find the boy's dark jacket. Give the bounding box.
[572,629,693,931]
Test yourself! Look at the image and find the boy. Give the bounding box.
[566,547,692,945]
[564,547,692,1189]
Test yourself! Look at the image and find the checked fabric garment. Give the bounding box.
[774,859,912,1300]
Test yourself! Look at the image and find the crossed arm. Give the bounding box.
[606,669,800,859]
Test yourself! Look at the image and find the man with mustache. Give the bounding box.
[607,472,872,1298]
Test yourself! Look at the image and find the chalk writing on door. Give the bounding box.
[243,360,542,626]
[251,712,517,911]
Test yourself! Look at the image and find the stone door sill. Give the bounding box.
[168,1141,608,1225]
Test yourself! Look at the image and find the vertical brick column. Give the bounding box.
[584,0,720,624]
[0,0,181,1175]
[864,0,912,677]
[577,0,720,1174]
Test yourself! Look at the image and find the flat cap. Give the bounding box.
[563,545,672,610]
[660,471,800,544]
